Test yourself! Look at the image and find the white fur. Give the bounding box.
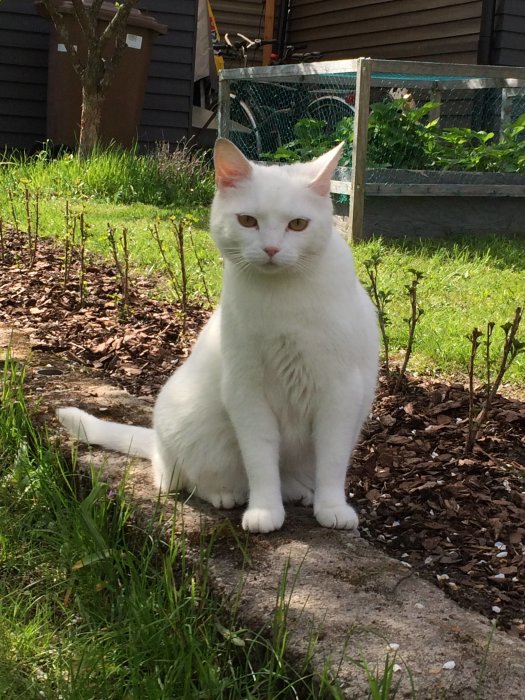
[57,139,379,533]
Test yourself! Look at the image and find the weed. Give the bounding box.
[0,217,4,263]
[395,269,424,391]
[465,307,524,451]
[107,224,131,319]
[363,251,393,373]
[352,653,402,700]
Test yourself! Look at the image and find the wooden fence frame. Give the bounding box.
[218,58,525,241]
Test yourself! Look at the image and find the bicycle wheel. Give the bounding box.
[229,93,262,160]
[304,95,355,134]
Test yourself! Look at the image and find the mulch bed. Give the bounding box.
[1,229,524,640]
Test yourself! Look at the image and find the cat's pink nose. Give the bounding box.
[264,246,280,258]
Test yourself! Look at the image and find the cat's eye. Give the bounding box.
[237,214,258,228]
[288,218,309,232]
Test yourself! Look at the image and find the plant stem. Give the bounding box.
[395,270,424,391]
[465,327,483,452]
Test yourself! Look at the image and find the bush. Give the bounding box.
[263,101,525,173]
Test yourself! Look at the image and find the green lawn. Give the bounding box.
[353,235,525,383]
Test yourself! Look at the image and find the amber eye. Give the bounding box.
[288,218,309,232]
[237,214,258,228]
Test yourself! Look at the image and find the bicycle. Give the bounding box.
[214,34,356,159]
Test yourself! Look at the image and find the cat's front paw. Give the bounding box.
[314,503,359,530]
[242,505,285,533]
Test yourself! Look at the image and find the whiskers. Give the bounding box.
[221,248,255,275]
[221,246,314,278]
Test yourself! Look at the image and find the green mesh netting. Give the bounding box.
[222,68,525,184]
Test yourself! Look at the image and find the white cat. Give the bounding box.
[58,138,379,534]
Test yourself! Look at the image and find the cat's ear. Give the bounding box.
[308,142,344,197]
[214,138,252,190]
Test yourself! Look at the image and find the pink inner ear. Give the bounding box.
[214,139,252,190]
[309,171,332,197]
[216,164,248,189]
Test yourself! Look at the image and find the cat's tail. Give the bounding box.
[56,407,154,460]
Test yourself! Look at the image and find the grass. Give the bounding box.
[0,357,349,698]
[1,145,523,385]
[352,235,525,384]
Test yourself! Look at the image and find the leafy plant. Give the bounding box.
[366,99,440,169]
[264,99,525,173]
[264,117,335,162]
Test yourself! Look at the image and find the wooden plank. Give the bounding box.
[0,83,47,100]
[0,115,45,132]
[348,58,371,242]
[360,196,525,238]
[293,0,481,23]
[291,5,481,36]
[218,77,232,140]
[331,181,525,197]
[263,0,276,66]
[293,18,482,46]
[364,183,525,197]
[492,48,525,66]
[222,58,525,83]
[367,58,525,80]
[290,0,476,14]
[0,29,49,50]
[0,99,47,117]
[0,47,48,67]
[144,77,193,96]
[0,65,48,83]
[142,93,191,112]
[146,45,194,64]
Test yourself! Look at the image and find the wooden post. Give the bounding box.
[218,77,231,139]
[429,82,442,122]
[348,58,371,242]
[500,87,512,138]
[262,0,276,66]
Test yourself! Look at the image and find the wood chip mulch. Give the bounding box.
[1,230,524,640]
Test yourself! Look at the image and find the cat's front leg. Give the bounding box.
[222,376,285,533]
[312,378,367,530]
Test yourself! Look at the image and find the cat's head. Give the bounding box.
[210,139,343,274]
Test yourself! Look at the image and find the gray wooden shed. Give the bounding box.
[0,0,198,151]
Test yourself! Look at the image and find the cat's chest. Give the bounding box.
[262,333,316,414]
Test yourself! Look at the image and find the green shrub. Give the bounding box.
[263,101,525,173]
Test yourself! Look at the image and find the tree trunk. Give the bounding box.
[78,83,105,157]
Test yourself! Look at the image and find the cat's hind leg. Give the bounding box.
[281,473,314,506]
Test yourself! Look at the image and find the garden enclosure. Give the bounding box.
[217,58,525,240]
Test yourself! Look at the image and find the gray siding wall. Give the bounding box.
[492,0,525,66]
[0,0,197,150]
[287,0,484,64]
[0,0,50,150]
[139,0,197,144]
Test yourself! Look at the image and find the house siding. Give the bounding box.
[139,0,197,144]
[0,0,49,150]
[0,0,197,151]
[287,0,484,63]
[491,0,525,66]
